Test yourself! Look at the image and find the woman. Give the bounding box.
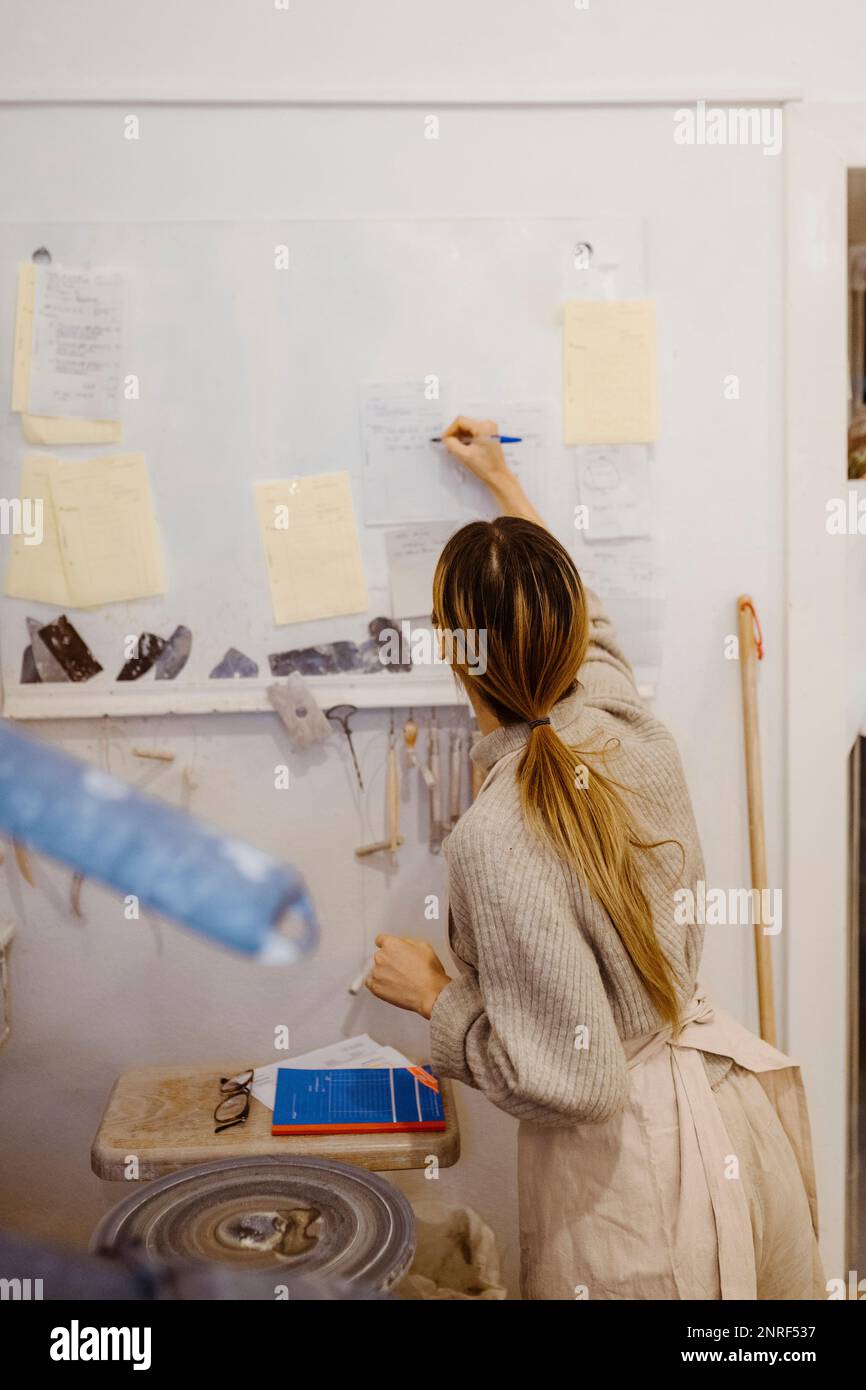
[368,417,823,1301]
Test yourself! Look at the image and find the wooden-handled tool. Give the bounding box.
[355,712,402,862]
[449,729,463,826]
[387,714,399,863]
[428,710,443,853]
[736,595,777,1045]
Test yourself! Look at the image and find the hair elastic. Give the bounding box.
[528,717,551,730]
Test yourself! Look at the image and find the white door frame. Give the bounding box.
[786,103,865,1277]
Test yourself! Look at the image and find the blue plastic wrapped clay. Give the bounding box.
[0,721,317,963]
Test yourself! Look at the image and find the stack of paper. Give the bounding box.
[11,262,124,445]
[253,471,368,625]
[4,452,166,608]
[242,1034,412,1113]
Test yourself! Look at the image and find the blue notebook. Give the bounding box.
[271,1065,446,1136]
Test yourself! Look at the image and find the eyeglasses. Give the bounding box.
[214,1068,254,1134]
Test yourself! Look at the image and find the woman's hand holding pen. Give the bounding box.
[440,416,509,486]
[439,415,544,527]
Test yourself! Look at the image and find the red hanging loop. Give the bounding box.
[739,598,764,660]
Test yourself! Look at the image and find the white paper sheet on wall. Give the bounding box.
[11,263,123,442]
[462,399,547,509]
[575,445,652,542]
[360,380,453,524]
[361,382,550,525]
[28,264,124,421]
[385,521,458,618]
[576,538,664,688]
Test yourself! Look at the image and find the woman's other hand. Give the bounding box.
[366,934,452,1019]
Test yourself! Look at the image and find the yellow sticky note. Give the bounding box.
[254,472,369,625]
[49,453,166,607]
[4,452,73,606]
[11,261,122,443]
[563,300,658,444]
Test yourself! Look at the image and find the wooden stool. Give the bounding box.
[92,1064,460,1181]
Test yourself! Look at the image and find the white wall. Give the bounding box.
[0,0,864,103]
[1,0,859,1290]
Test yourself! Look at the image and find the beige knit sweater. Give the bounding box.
[429,587,726,1126]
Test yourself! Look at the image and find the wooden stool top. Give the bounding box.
[91,1064,460,1181]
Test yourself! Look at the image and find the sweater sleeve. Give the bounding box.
[579,585,643,709]
[429,824,629,1127]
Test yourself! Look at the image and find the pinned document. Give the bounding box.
[254,471,369,625]
[385,521,457,618]
[4,452,166,608]
[4,453,71,606]
[360,380,447,524]
[576,445,652,541]
[11,262,123,443]
[563,300,657,444]
[578,538,664,687]
[50,453,165,607]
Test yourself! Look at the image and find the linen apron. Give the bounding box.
[518,988,822,1301]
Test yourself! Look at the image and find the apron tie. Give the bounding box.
[623,986,757,1300]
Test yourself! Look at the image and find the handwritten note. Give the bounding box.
[563,300,657,444]
[27,264,124,421]
[5,452,165,608]
[575,445,652,541]
[577,538,664,687]
[385,521,457,618]
[11,263,122,442]
[254,471,369,625]
[361,383,549,525]
[360,381,449,524]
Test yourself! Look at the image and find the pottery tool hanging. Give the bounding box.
[428,709,444,854]
[326,704,364,791]
[386,713,400,865]
[404,709,434,788]
[403,710,419,770]
[449,728,463,827]
[355,713,404,860]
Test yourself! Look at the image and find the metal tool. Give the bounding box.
[387,713,399,864]
[449,728,463,827]
[325,704,364,790]
[355,713,402,862]
[403,711,419,769]
[428,710,444,854]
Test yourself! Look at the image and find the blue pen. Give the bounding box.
[430,433,522,444]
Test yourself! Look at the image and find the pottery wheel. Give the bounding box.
[92,1156,415,1290]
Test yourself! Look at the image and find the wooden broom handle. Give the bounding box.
[737,595,777,1045]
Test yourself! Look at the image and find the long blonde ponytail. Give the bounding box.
[433,517,680,1032]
